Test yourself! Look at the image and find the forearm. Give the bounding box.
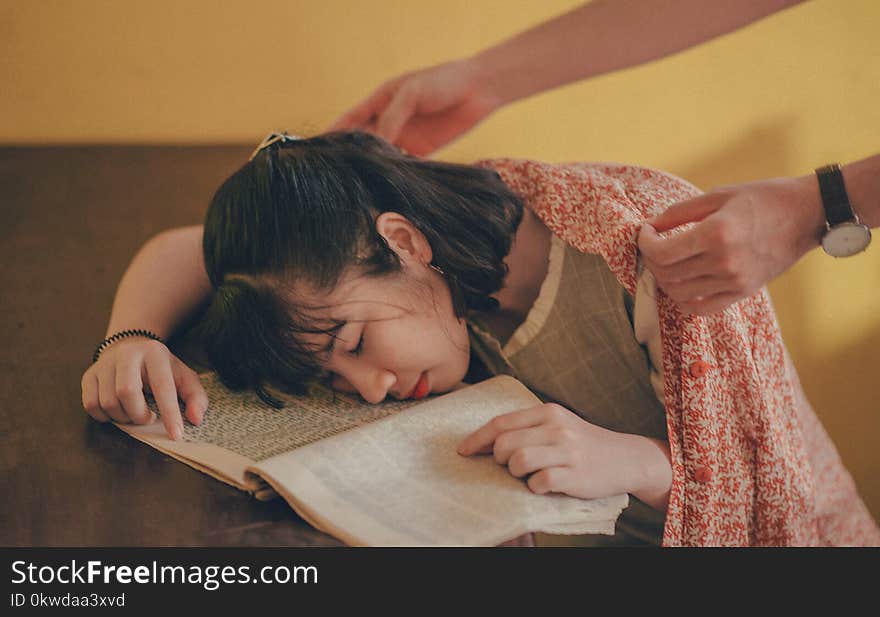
[471,0,805,106]
[626,434,672,512]
[104,226,213,340]
[842,154,880,228]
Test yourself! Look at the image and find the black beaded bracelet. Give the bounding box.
[92,329,164,364]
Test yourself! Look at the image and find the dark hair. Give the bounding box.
[195,130,523,406]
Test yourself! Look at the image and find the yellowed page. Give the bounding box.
[117,420,264,492]
[117,372,627,545]
[116,372,420,496]
[251,376,628,546]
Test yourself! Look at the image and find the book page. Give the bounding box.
[118,372,421,493]
[251,375,629,546]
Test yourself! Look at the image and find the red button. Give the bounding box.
[689,360,711,378]
[694,466,713,484]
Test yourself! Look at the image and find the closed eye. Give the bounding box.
[350,331,364,356]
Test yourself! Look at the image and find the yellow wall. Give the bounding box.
[4,0,878,521]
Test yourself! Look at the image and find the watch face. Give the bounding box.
[822,222,872,257]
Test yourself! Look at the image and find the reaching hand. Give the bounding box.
[637,174,825,315]
[329,59,502,157]
[81,338,208,440]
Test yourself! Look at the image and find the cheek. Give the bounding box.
[372,314,467,370]
[330,373,358,394]
[363,322,419,368]
[421,312,470,372]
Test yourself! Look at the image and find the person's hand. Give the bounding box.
[81,338,208,440]
[329,58,502,157]
[637,174,825,315]
[457,403,664,502]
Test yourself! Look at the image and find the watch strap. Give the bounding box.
[815,163,856,227]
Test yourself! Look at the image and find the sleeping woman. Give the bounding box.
[80,130,880,546]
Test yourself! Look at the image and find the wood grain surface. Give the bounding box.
[0,146,346,546]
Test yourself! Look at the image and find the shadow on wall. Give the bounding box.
[672,116,799,188]
[669,119,879,523]
[800,323,880,521]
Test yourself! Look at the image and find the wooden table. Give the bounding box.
[0,146,347,546]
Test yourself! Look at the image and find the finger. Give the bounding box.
[82,370,110,422]
[492,425,562,465]
[642,251,722,285]
[375,85,418,144]
[399,132,437,158]
[647,192,729,233]
[115,358,152,425]
[97,364,129,423]
[329,84,394,131]
[681,291,745,316]
[660,274,738,305]
[638,222,709,267]
[398,116,462,158]
[527,467,573,495]
[174,362,209,426]
[144,353,184,440]
[507,446,572,479]
[457,406,548,456]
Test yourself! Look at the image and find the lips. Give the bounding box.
[407,372,430,400]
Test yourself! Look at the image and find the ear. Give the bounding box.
[375,212,433,267]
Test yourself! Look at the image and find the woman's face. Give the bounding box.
[293,213,471,404]
[305,270,470,403]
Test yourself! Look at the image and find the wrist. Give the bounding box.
[466,50,531,109]
[93,329,164,364]
[624,434,672,512]
[791,172,828,256]
[450,56,504,116]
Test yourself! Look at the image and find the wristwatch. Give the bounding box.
[815,163,872,257]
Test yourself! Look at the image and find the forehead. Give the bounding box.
[301,271,414,320]
[287,271,416,354]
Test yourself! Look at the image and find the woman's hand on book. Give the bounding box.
[457,403,671,510]
[81,338,207,440]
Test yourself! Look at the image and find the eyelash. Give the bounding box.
[350,332,364,356]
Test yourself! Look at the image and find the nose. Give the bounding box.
[332,365,397,404]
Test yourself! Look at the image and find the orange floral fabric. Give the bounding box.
[477,158,880,546]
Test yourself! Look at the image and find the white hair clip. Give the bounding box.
[248,131,301,161]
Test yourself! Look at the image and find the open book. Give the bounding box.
[117,373,628,546]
